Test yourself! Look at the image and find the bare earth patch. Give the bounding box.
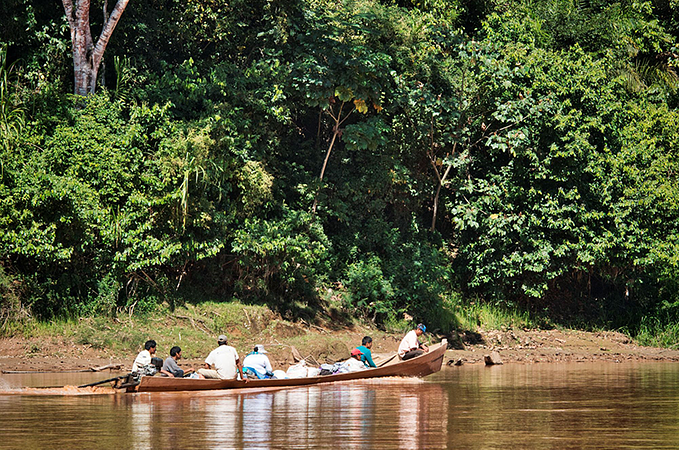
[448,328,679,365]
[1,327,679,374]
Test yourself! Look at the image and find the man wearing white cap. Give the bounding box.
[242,344,274,379]
[197,334,246,381]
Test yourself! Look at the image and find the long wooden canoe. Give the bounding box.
[129,339,447,393]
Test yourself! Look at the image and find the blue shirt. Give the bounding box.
[356,346,376,368]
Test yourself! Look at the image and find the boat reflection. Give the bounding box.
[130,398,153,450]
[125,379,448,449]
[243,393,273,448]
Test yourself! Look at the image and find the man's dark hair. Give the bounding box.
[170,346,181,357]
[362,336,372,346]
[144,340,157,351]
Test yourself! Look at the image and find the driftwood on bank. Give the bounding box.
[291,346,303,362]
[88,363,122,372]
[484,351,503,365]
[2,363,123,374]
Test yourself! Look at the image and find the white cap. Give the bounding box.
[255,344,268,354]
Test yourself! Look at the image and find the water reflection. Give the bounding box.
[105,379,448,449]
[439,362,679,449]
[131,398,153,450]
[6,363,679,449]
[242,393,272,448]
[399,392,420,448]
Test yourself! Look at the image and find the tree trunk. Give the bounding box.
[311,101,352,215]
[62,0,130,96]
[311,126,339,214]
[429,142,456,232]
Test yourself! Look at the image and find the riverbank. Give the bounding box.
[2,305,679,374]
[448,327,679,365]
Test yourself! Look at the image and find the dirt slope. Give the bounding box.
[448,328,679,365]
[2,327,678,374]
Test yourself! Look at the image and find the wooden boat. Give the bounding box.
[126,339,447,393]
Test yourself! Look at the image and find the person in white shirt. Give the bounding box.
[197,335,247,381]
[397,324,429,360]
[132,340,158,373]
[337,348,369,373]
[242,344,274,379]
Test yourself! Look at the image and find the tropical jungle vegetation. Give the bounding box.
[1,0,679,344]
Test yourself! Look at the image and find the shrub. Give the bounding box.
[343,256,396,322]
[231,208,331,302]
[0,266,26,334]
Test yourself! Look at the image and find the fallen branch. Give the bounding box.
[243,308,252,328]
[3,369,90,374]
[291,346,303,362]
[89,363,122,372]
[174,314,208,324]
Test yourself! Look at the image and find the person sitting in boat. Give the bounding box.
[132,339,160,375]
[337,348,368,373]
[355,336,377,368]
[398,323,429,360]
[197,334,247,381]
[242,344,274,379]
[161,346,202,378]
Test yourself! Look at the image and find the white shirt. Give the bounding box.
[132,349,151,372]
[205,345,240,379]
[337,357,367,373]
[398,330,420,357]
[242,353,273,378]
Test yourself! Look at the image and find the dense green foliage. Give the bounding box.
[1,0,679,339]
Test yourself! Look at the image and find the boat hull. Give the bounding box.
[134,339,447,393]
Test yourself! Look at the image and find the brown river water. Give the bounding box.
[1,361,679,449]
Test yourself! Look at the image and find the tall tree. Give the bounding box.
[62,0,129,96]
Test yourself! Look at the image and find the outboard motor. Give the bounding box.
[119,356,165,390]
[151,357,163,373]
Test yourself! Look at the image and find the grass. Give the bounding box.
[6,293,678,364]
[633,317,679,349]
[4,298,445,365]
[16,301,282,360]
[445,293,538,332]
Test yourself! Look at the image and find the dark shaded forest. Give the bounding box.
[1,0,679,339]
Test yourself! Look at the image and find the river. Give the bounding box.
[1,361,678,449]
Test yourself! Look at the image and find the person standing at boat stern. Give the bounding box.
[356,336,377,368]
[197,335,247,381]
[398,324,429,360]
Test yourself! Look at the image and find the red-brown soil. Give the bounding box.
[2,327,678,374]
[447,328,679,365]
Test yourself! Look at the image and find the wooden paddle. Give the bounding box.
[377,354,397,367]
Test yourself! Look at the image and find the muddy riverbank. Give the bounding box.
[2,326,678,374]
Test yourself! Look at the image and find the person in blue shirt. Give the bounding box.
[355,336,377,368]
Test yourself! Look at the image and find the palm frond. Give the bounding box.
[0,45,25,153]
